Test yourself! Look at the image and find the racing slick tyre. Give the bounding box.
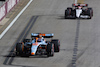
[51,39,60,52]
[87,8,93,19]
[16,43,23,56]
[65,7,72,19]
[23,39,31,43]
[47,43,54,57]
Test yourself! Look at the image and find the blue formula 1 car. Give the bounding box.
[16,33,60,57]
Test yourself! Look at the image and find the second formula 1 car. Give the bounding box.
[16,33,60,57]
[65,3,93,19]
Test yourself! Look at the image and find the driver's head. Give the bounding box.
[38,35,42,38]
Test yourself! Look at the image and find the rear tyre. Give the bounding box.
[51,39,60,52]
[87,8,93,19]
[65,8,72,19]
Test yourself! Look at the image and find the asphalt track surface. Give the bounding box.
[0,0,100,67]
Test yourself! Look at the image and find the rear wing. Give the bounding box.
[72,4,88,7]
[31,33,54,38]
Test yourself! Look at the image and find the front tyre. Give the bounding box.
[47,43,54,57]
[16,43,23,56]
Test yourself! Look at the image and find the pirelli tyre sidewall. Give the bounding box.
[51,39,60,52]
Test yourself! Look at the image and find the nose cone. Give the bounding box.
[76,9,82,18]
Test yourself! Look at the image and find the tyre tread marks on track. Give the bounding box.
[72,19,80,67]
[67,19,80,67]
[3,16,38,65]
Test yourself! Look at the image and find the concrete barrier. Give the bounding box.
[0,0,20,22]
[0,3,6,21]
[0,0,33,39]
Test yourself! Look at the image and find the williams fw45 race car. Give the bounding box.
[16,33,60,57]
[65,4,93,19]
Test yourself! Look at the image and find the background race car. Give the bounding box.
[16,33,60,57]
[65,3,93,19]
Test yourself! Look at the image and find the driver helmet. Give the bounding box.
[38,35,42,38]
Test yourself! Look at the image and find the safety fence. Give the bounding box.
[0,0,20,21]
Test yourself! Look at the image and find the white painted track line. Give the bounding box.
[0,0,33,39]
